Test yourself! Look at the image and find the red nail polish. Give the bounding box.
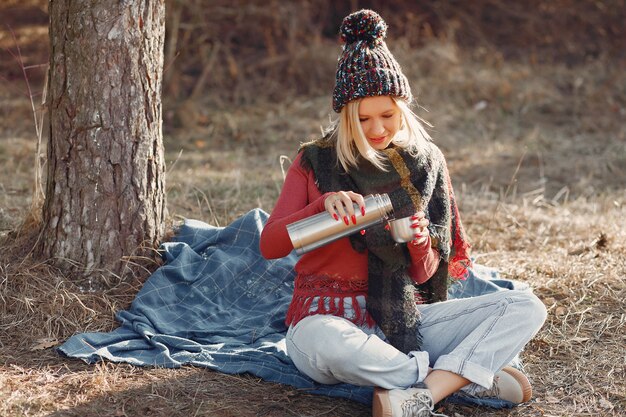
[351,215,357,225]
[361,207,366,216]
[410,224,419,229]
[343,216,349,225]
[360,229,366,235]
[333,214,339,221]
[384,224,390,231]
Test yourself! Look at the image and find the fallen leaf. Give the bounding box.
[592,233,608,250]
[568,246,588,256]
[30,338,59,351]
[570,337,589,343]
[543,297,556,306]
[599,397,614,409]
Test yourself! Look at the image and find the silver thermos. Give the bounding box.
[287,193,395,255]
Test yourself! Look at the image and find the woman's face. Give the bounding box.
[358,96,402,150]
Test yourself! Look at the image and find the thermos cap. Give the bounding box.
[388,216,415,243]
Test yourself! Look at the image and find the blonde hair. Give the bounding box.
[334,97,431,172]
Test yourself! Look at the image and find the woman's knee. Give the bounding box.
[312,317,369,364]
[509,290,548,329]
[289,315,364,359]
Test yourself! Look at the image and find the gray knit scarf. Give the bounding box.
[299,136,471,354]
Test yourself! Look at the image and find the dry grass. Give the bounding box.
[1,1,625,416]
[2,196,623,417]
[462,195,625,417]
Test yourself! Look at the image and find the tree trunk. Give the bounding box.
[42,0,167,278]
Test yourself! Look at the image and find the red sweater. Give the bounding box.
[260,152,440,326]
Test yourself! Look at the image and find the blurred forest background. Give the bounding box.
[0,1,624,416]
[2,0,625,223]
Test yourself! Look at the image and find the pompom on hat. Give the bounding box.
[332,9,412,113]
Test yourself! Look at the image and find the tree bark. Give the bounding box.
[42,0,167,278]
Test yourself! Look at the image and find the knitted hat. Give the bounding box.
[332,9,412,113]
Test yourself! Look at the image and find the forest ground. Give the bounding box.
[0,1,624,416]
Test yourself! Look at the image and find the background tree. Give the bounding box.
[41,0,167,278]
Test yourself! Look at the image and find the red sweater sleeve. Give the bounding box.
[260,153,333,259]
[407,236,441,284]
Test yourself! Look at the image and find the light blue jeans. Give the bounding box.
[285,290,547,393]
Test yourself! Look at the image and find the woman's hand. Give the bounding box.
[324,191,366,225]
[409,211,430,246]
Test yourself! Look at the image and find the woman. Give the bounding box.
[260,9,546,417]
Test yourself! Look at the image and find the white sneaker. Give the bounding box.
[473,366,533,404]
[373,387,448,417]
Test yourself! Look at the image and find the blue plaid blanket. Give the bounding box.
[58,209,524,407]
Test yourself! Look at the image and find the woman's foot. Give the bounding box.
[372,386,447,417]
[473,366,533,404]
